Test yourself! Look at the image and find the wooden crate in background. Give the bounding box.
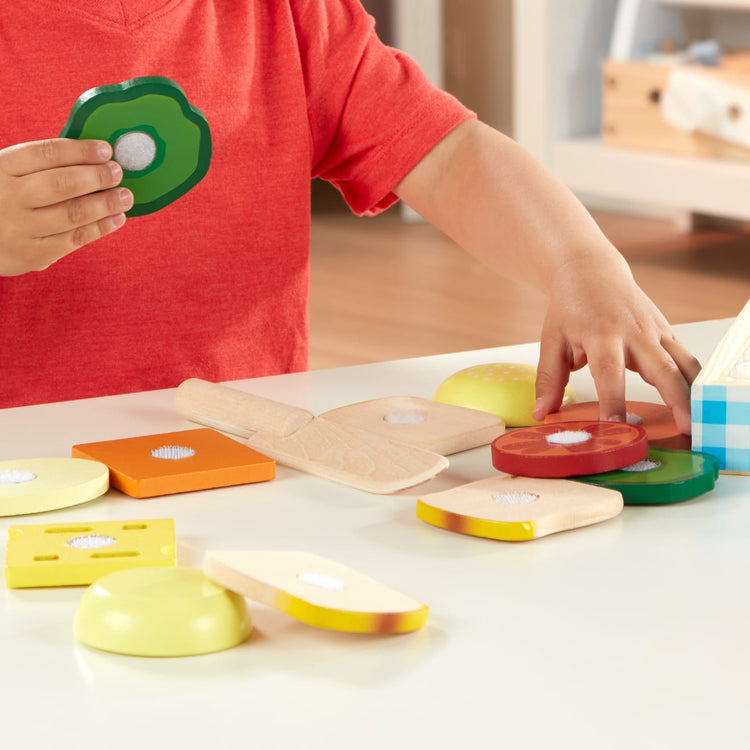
[602,59,750,160]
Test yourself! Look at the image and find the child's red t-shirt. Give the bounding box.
[0,0,473,407]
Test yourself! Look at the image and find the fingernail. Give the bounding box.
[109,161,123,182]
[111,213,126,228]
[118,188,133,210]
[97,141,112,160]
[604,415,625,423]
[532,398,544,420]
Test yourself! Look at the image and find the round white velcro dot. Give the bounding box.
[66,534,118,549]
[383,411,426,425]
[114,131,157,172]
[0,470,37,485]
[626,412,644,425]
[621,459,662,473]
[545,430,592,446]
[491,491,540,505]
[297,572,346,591]
[150,445,196,460]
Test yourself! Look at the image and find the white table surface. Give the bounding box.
[1,318,746,750]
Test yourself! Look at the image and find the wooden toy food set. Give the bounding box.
[6,80,435,658]
[417,362,719,542]
[174,378,505,494]
[4,423,430,650]
[419,414,642,541]
[418,418,717,541]
[5,516,431,656]
[1,356,720,658]
[71,548,430,657]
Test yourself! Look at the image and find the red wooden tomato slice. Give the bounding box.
[491,420,649,478]
[544,401,689,449]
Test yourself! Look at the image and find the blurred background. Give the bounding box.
[309,0,750,370]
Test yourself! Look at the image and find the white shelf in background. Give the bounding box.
[657,0,750,10]
[514,0,750,223]
[554,137,750,221]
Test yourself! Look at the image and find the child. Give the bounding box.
[0,0,700,433]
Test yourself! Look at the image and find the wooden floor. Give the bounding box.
[308,208,750,370]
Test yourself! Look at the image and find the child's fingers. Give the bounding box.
[534,334,573,421]
[586,341,627,425]
[662,335,703,386]
[630,338,696,435]
[32,214,127,270]
[0,138,112,177]
[0,140,126,276]
[19,161,123,209]
[31,187,133,237]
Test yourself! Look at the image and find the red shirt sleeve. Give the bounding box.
[291,0,476,215]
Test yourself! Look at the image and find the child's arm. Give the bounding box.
[395,119,701,434]
[0,138,132,276]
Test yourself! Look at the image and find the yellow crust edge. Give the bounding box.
[415,499,536,542]
[273,591,429,634]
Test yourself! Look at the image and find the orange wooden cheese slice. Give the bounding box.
[73,428,275,498]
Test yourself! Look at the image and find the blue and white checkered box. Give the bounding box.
[692,301,750,473]
[692,383,750,472]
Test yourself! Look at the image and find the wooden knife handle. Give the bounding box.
[175,378,314,438]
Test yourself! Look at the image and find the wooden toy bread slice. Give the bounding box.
[5,518,176,588]
[175,379,449,494]
[72,428,275,498]
[75,567,251,657]
[319,396,505,454]
[574,448,719,505]
[491,420,649,478]
[0,458,109,517]
[60,76,211,216]
[416,475,623,541]
[545,400,690,450]
[203,550,429,634]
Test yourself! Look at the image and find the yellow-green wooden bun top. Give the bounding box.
[433,363,576,427]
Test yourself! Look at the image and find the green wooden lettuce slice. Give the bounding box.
[574,447,719,505]
[60,76,211,216]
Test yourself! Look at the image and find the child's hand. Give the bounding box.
[394,119,701,434]
[0,138,133,276]
[532,254,702,434]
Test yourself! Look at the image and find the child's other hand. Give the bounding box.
[532,254,702,434]
[0,138,133,276]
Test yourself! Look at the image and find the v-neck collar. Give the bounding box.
[30,0,185,29]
